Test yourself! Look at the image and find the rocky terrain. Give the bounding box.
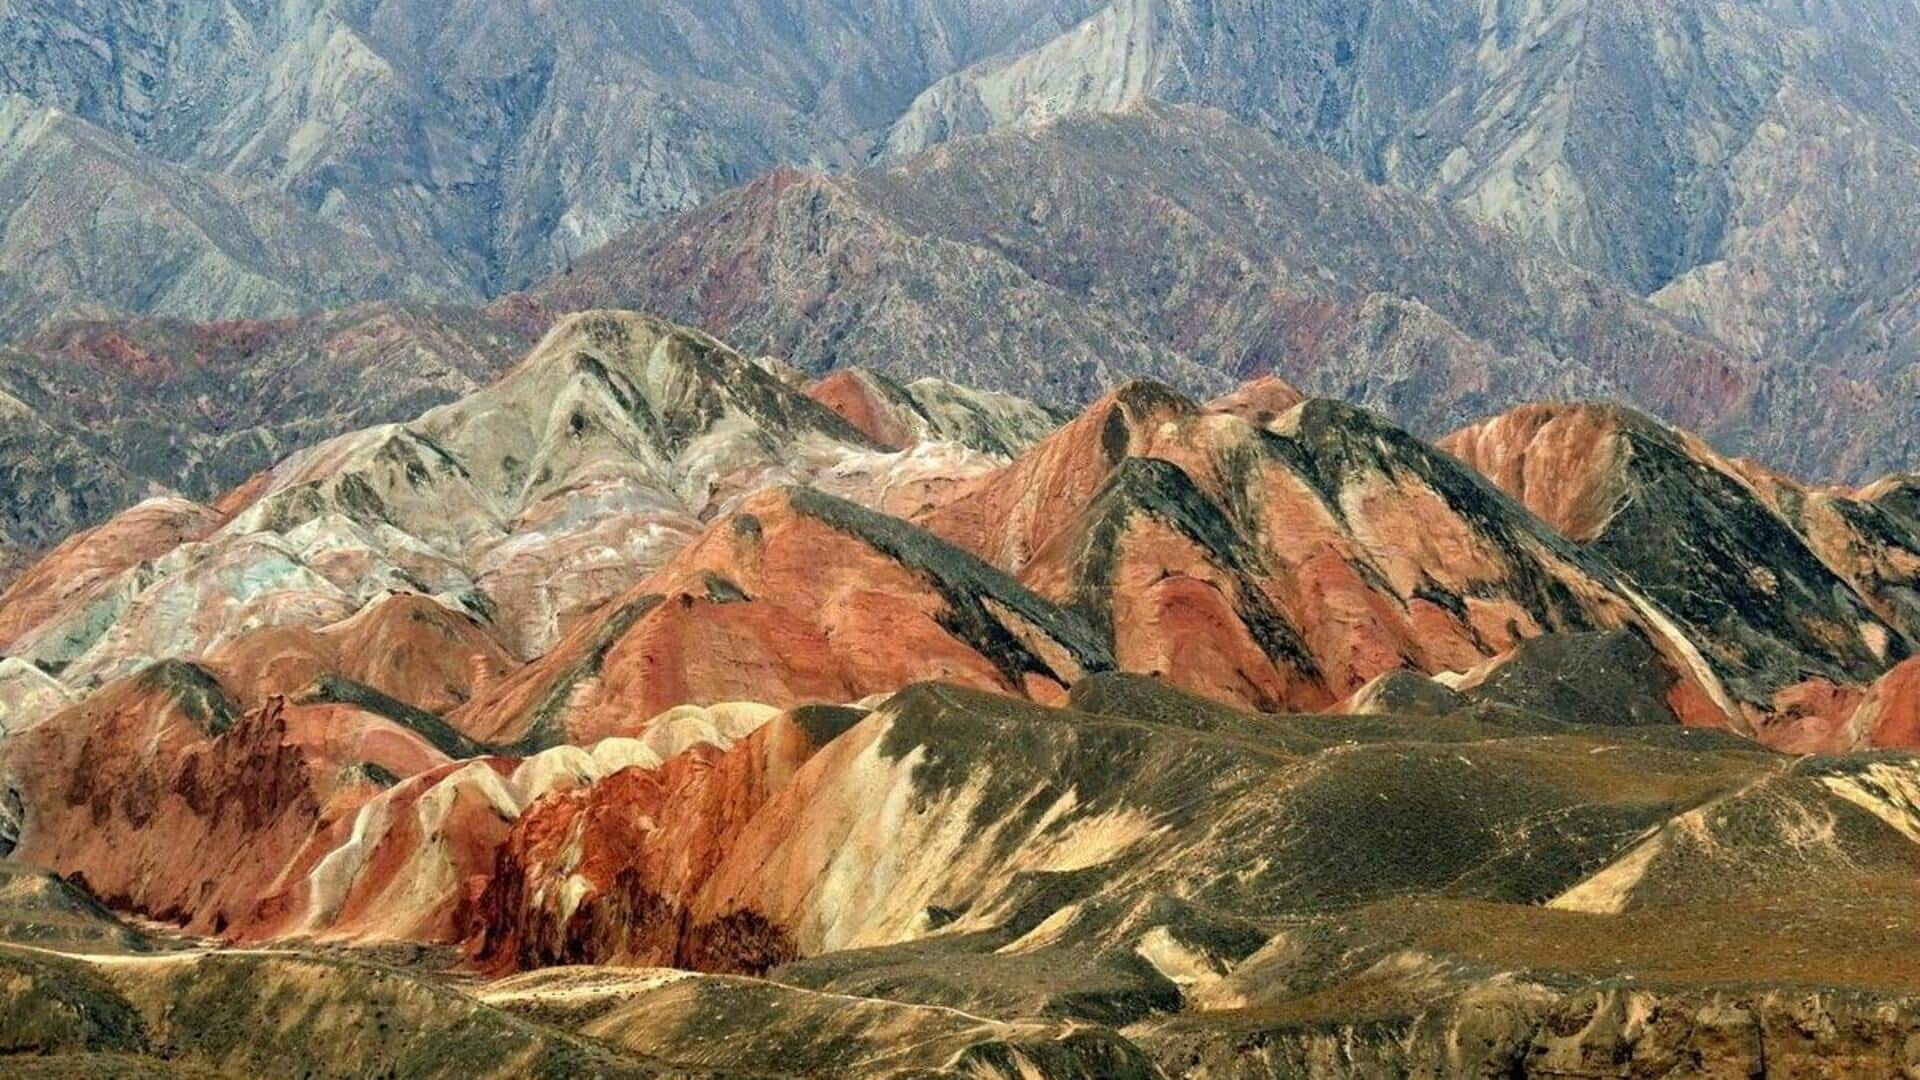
[8,0,1913,330]
[0,92,479,336]
[2,6,1920,1072]
[0,3,1913,474]
[885,1,1920,284]
[530,106,1738,433]
[0,304,539,561]
[5,313,1920,1075]
[5,4,1920,552]
[0,0,1110,328]
[533,102,1920,485]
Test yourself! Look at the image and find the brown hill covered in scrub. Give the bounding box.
[13,671,1920,1077]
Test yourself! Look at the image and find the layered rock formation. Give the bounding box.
[3,0,1918,576]
[1445,403,1920,745]
[879,3,1920,469]
[914,380,1733,723]
[8,315,1920,1075]
[0,312,1028,716]
[21,667,1919,1076]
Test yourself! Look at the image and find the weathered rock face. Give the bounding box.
[0,93,480,339]
[13,325,1920,1075]
[440,677,1920,1076]
[0,495,221,656]
[0,312,1034,738]
[2,672,326,934]
[1,0,1916,572]
[463,705,865,974]
[0,0,1108,322]
[876,2,1920,484]
[449,485,1113,749]
[201,592,517,717]
[803,367,1061,456]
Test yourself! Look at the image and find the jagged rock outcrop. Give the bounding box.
[884,2,1920,395]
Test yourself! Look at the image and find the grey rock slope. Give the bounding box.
[885,0,1920,293]
[876,0,1920,480]
[0,0,1105,316]
[0,93,475,338]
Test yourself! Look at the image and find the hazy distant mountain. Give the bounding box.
[0,94,476,337]
[876,0,1920,479]
[885,0,1920,292]
[2,0,1919,552]
[0,0,1104,316]
[527,105,1749,442]
[2,1,1917,455]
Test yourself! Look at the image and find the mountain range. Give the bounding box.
[7,4,1920,1075]
[7,313,1920,1074]
[0,0,1108,312]
[0,3,1914,527]
[11,100,1915,577]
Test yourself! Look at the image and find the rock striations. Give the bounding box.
[6,313,1920,1076]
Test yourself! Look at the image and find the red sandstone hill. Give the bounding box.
[10,314,1920,1075]
[1445,403,1920,749]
